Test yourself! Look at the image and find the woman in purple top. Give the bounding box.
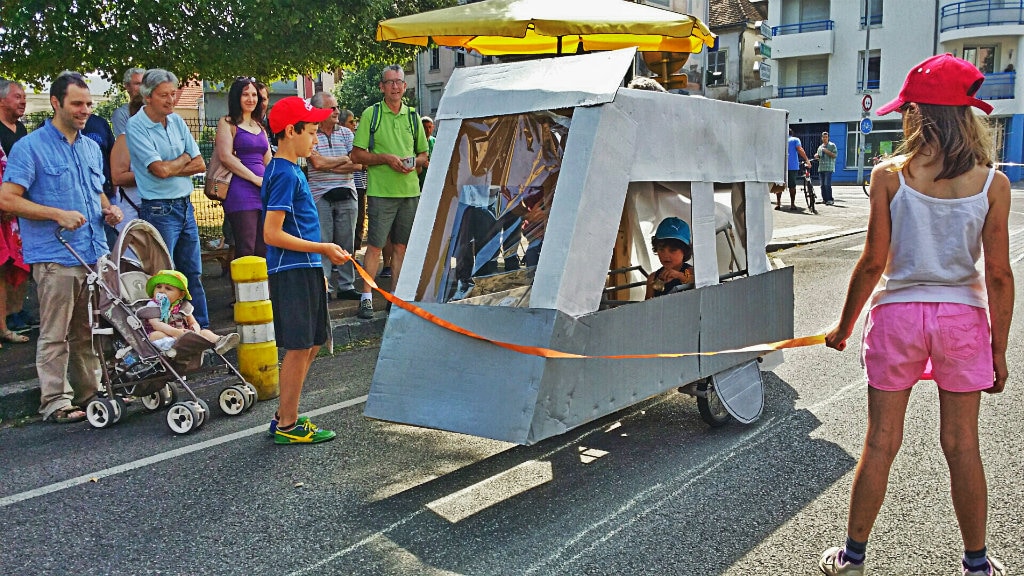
[214,78,271,258]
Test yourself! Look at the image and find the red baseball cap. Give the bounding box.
[876,53,993,116]
[268,96,333,134]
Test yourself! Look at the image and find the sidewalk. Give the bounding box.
[0,187,871,423]
[766,184,870,252]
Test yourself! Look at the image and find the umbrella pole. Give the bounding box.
[557,36,562,55]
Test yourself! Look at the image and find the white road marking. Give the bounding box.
[0,395,369,508]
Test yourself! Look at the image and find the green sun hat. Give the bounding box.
[146,269,192,301]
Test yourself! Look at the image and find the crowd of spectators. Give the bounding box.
[0,64,439,422]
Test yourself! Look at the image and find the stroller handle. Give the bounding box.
[54,226,95,269]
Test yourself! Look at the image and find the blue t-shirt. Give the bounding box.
[787,136,802,170]
[2,120,108,266]
[261,157,322,274]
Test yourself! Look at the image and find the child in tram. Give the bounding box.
[645,217,694,299]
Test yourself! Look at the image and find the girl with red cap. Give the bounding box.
[820,54,1012,576]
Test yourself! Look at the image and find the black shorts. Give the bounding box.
[787,169,800,189]
[268,267,329,350]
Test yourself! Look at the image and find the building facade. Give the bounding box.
[768,0,1024,182]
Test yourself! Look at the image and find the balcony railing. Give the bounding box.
[859,13,883,27]
[940,0,1024,32]
[978,70,1016,99]
[772,20,834,36]
[856,79,881,91]
[777,84,828,98]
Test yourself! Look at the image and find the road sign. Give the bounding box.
[860,117,873,134]
[758,62,771,82]
[760,21,772,38]
[755,41,771,58]
[862,94,873,111]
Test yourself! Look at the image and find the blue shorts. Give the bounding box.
[268,267,329,350]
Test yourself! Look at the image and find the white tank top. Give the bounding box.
[870,167,993,310]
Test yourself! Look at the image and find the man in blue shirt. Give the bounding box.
[782,127,811,212]
[126,69,210,327]
[0,72,124,423]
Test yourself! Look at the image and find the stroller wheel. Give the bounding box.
[141,391,163,412]
[86,398,117,429]
[161,384,177,407]
[218,386,248,416]
[242,383,259,411]
[195,399,210,427]
[166,402,199,434]
[111,397,127,423]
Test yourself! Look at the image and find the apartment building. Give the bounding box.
[768,0,1024,182]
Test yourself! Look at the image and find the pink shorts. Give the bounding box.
[862,302,993,393]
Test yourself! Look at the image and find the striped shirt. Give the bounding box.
[307,125,355,201]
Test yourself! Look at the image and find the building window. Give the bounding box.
[858,50,880,91]
[963,46,996,73]
[644,0,670,5]
[430,48,440,71]
[455,49,466,68]
[482,55,494,64]
[707,50,727,87]
[846,119,902,168]
[429,87,443,116]
[861,0,883,27]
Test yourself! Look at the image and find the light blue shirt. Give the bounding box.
[1,120,108,266]
[126,108,201,200]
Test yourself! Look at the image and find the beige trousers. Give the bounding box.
[34,263,100,419]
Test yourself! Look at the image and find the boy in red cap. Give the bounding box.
[262,97,350,445]
[819,54,1011,576]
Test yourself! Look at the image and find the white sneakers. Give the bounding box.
[819,548,865,576]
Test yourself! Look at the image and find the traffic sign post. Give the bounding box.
[860,117,873,134]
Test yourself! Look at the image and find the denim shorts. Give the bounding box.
[862,302,994,392]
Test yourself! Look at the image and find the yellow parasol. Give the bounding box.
[377,0,716,56]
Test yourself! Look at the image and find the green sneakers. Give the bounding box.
[274,419,336,445]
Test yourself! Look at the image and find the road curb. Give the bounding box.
[768,227,867,252]
[0,316,388,422]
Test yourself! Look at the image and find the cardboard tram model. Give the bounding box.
[365,49,794,445]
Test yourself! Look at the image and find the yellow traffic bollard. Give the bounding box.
[231,256,279,400]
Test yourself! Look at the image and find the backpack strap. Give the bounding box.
[368,102,382,153]
[407,107,419,152]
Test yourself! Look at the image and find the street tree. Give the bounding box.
[0,0,455,86]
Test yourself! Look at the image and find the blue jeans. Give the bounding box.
[140,197,210,328]
[820,171,834,203]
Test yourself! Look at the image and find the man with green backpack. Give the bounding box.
[351,64,429,319]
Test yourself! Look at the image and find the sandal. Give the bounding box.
[47,406,87,424]
[1,330,29,343]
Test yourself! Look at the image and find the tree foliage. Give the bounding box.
[0,0,456,86]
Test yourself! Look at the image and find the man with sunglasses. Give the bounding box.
[308,91,360,301]
[350,65,429,319]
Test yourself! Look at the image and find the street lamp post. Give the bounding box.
[857,1,873,188]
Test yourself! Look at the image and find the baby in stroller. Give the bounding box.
[138,269,239,356]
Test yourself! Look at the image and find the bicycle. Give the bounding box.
[860,155,882,197]
[802,159,817,214]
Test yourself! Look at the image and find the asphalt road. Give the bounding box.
[2,194,1023,575]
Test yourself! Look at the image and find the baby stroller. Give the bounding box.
[57,219,258,434]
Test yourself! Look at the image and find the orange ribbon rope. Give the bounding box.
[348,257,825,359]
